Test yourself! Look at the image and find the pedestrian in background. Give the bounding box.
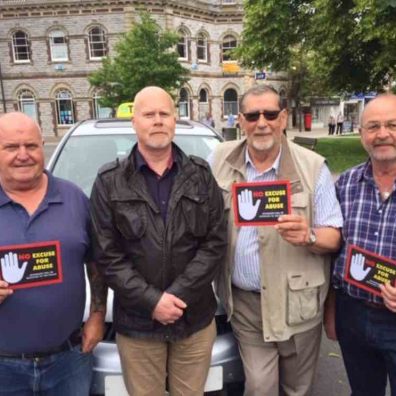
[202,112,215,128]
[227,112,235,127]
[90,86,227,396]
[328,114,336,135]
[325,94,396,396]
[210,85,342,396]
[0,112,106,396]
[336,112,344,135]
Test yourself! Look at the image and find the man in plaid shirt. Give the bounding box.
[327,94,396,396]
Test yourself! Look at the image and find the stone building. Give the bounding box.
[0,0,288,137]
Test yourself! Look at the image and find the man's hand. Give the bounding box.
[1,252,28,284]
[152,292,187,325]
[380,283,396,312]
[350,253,371,281]
[274,214,310,246]
[238,189,261,221]
[0,280,13,304]
[82,311,105,353]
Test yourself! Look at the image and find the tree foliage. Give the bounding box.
[89,13,190,109]
[237,0,396,96]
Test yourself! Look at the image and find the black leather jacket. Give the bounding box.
[90,144,227,340]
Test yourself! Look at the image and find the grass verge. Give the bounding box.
[316,135,368,174]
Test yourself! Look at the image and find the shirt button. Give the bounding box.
[161,201,166,205]
[374,231,379,236]
[378,209,382,213]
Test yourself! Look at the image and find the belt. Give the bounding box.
[0,329,82,360]
[363,300,386,310]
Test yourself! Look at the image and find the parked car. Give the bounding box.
[47,118,244,395]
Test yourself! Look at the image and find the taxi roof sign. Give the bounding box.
[116,102,134,118]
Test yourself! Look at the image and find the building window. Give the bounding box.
[198,88,209,120]
[222,34,237,62]
[88,27,107,59]
[223,88,238,116]
[93,94,112,119]
[197,33,207,62]
[49,30,68,62]
[18,90,37,120]
[12,31,30,63]
[177,30,188,60]
[55,89,74,125]
[199,89,208,103]
[178,88,189,119]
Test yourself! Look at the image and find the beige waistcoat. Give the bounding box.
[211,136,331,342]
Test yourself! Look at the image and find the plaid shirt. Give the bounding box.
[333,160,396,304]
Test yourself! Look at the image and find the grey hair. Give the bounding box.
[239,85,282,113]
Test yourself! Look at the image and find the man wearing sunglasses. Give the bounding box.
[210,85,342,396]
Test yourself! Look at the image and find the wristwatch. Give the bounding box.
[307,228,317,246]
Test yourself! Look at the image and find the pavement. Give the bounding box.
[286,124,358,140]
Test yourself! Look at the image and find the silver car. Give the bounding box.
[47,119,244,395]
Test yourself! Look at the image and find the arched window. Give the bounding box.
[222,34,237,62]
[93,93,112,119]
[196,32,208,62]
[88,26,107,59]
[198,88,209,120]
[18,89,37,120]
[49,30,68,61]
[177,29,189,60]
[199,89,208,103]
[178,88,189,119]
[12,31,30,62]
[55,89,74,125]
[223,88,238,116]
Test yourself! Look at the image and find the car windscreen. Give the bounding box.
[51,133,221,196]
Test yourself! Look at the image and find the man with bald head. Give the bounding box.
[0,112,106,395]
[329,94,396,395]
[90,86,227,395]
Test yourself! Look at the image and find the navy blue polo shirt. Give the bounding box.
[134,148,178,222]
[0,171,91,353]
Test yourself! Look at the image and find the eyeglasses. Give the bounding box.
[361,120,396,134]
[242,109,282,122]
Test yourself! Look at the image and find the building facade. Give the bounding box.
[0,0,288,136]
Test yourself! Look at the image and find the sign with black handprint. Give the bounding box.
[232,181,291,226]
[0,241,62,289]
[344,244,396,296]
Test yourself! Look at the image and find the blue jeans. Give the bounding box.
[0,345,93,396]
[336,291,396,396]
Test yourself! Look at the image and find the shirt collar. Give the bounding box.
[244,146,282,175]
[0,170,62,208]
[134,147,177,176]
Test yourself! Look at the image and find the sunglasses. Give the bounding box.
[242,110,282,122]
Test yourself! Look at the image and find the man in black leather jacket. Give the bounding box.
[90,86,227,396]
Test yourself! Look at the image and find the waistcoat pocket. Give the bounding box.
[286,272,324,326]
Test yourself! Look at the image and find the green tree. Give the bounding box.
[235,0,321,129]
[89,13,189,110]
[311,0,396,93]
[237,0,396,103]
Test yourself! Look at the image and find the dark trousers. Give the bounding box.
[336,291,396,396]
[336,122,343,134]
[328,124,335,135]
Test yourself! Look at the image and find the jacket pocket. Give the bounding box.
[113,203,147,240]
[181,192,209,237]
[286,272,324,326]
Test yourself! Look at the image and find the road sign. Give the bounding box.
[255,71,266,80]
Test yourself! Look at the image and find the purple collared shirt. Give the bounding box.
[134,148,178,223]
